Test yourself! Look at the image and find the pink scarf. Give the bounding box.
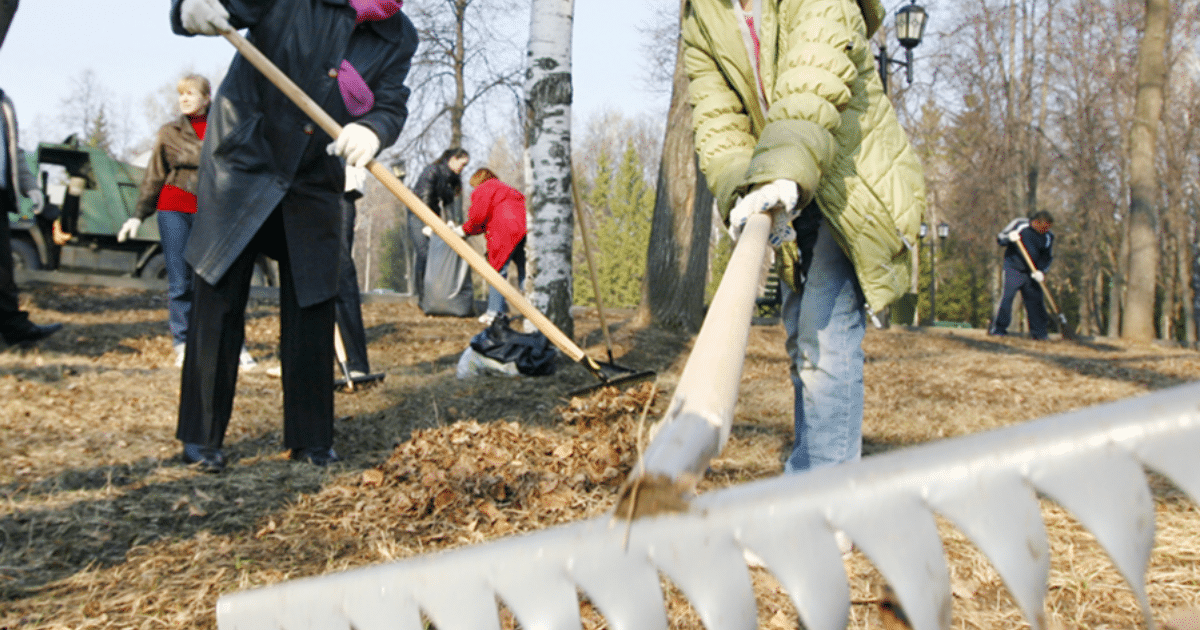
[348,0,403,24]
[338,1,403,116]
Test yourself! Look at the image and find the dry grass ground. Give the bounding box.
[1,283,1198,629]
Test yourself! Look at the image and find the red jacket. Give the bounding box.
[463,178,527,271]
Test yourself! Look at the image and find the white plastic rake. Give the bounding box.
[216,218,1200,630]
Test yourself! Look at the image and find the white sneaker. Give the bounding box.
[239,347,258,370]
[478,311,498,325]
[173,343,186,368]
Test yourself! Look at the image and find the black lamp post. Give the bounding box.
[875,0,928,94]
[926,221,950,323]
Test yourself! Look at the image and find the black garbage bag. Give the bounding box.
[420,234,474,316]
[469,315,558,376]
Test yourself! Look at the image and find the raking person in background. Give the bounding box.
[989,211,1055,340]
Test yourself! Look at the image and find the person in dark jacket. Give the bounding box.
[458,167,526,324]
[407,147,469,298]
[171,0,416,471]
[0,87,61,347]
[989,210,1055,340]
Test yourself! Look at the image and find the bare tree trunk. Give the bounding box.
[1123,0,1168,341]
[524,0,575,338]
[1188,211,1198,345]
[1111,221,1129,338]
[450,0,467,148]
[1190,213,1200,345]
[1161,231,1176,340]
[638,0,712,332]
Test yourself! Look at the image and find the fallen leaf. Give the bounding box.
[362,469,384,485]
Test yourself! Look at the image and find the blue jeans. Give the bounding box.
[486,240,526,314]
[158,210,194,346]
[782,221,865,473]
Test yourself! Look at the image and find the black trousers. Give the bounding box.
[176,206,335,451]
[335,195,369,372]
[0,192,31,333]
[990,267,1049,339]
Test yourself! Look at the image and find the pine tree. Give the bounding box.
[378,223,410,292]
[593,142,654,307]
[86,105,112,154]
[572,149,613,308]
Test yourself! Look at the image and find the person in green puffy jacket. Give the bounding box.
[683,0,926,472]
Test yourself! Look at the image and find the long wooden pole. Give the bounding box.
[220,30,599,372]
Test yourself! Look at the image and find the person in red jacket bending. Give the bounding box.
[459,168,526,325]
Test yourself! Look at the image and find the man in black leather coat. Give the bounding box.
[170,0,416,471]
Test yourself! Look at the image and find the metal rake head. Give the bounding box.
[217,382,1200,630]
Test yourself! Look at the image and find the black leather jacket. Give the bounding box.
[170,0,417,307]
[410,161,460,219]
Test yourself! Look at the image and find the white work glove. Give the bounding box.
[179,0,231,35]
[26,188,44,214]
[1031,270,1044,283]
[117,217,142,242]
[729,179,800,246]
[421,225,432,237]
[327,123,380,169]
[1007,229,1023,243]
[448,220,465,238]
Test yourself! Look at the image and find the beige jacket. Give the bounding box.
[683,0,925,312]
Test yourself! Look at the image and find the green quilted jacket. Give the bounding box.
[683,0,926,313]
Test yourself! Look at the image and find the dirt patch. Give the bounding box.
[1,283,1198,629]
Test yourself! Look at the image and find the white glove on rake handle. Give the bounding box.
[179,0,231,35]
[327,123,380,169]
[729,179,800,247]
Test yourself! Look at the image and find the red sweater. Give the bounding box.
[463,178,527,270]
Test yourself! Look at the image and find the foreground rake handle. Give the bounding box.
[632,211,773,489]
[220,29,600,373]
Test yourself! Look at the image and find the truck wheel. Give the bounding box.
[141,254,168,280]
[10,238,42,271]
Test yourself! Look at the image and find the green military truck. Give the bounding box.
[8,137,274,285]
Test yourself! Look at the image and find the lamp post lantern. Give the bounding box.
[875,0,928,94]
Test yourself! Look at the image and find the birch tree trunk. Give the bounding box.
[637,0,713,333]
[525,0,575,337]
[1123,0,1168,341]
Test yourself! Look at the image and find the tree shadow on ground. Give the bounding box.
[939,331,1197,389]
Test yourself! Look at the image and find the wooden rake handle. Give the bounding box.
[220,30,595,369]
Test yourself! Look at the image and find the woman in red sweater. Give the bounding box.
[122,75,253,369]
[461,168,527,324]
